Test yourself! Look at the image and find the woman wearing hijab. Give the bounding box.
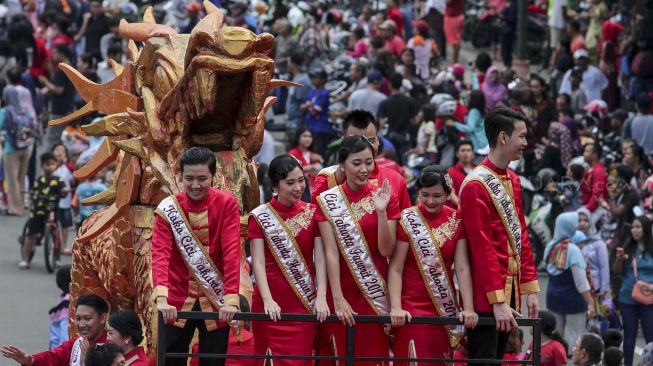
[482,66,508,109]
[545,212,597,349]
[577,207,611,299]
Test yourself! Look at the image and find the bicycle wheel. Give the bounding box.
[43,226,53,273]
[50,227,61,272]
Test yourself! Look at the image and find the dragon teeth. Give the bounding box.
[196,69,216,114]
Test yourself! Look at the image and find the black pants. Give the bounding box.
[467,312,511,366]
[164,301,230,366]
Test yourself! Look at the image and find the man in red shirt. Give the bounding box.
[580,142,608,224]
[444,0,465,63]
[386,0,405,36]
[459,107,540,365]
[448,140,476,196]
[378,19,406,57]
[1,294,109,366]
[311,109,411,210]
[153,147,241,366]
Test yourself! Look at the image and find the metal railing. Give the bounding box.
[157,311,542,365]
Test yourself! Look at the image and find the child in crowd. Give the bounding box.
[49,265,71,349]
[52,144,75,255]
[539,311,568,366]
[603,347,625,366]
[414,103,437,162]
[602,329,624,349]
[503,328,525,366]
[19,153,66,269]
[570,69,588,114]
[73,173,108,229]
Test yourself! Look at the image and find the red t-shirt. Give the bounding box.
[387,7,405,35]
[540,340,567,366]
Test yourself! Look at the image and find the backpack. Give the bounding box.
[5,107,36,150]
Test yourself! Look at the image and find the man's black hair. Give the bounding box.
[6,67,23,84]
[455,139,474,153]
[602,329,623,349]
[583,142,602,159]
[85,344,123,366]
[54,43,71,61]
[40,152,57,165]
[389,73,403,90]
[107,45,123,58]
[76,293,110,314]
[484,107,529,148]
[579,333,604,365]
[603,347,624,366]
[568,164,585,181]
[180,147,217,175]
[342,109,379,133]
[289,52,304,68]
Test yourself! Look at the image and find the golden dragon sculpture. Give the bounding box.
[51,2,298,361]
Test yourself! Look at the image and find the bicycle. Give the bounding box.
[18,211,62,273]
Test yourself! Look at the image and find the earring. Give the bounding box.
[340,167,345,172]
[125,340,129,344]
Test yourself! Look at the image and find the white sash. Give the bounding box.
[69,338,83,366]
[251,203,317,312]
[399,207,465,347]
[317,185,389,315]
[156,196,228,308]
[461,165,522,258]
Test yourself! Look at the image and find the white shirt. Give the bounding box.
[547,0,568,29]
[55,164,74,209]
[559,65,609,102]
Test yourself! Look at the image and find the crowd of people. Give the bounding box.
[1,0,653,364]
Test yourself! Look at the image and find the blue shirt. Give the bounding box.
[286,73,312,127]
[75,181,108,222]
[454,108,489,152]
[0,109,17,155]
[304,87,331,133]
[619,248,653,305]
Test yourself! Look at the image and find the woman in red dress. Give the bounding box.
[107,310,150,365]
[249,154,330,365]
[287,127,324,189]
[316,136,400,365]
[389,165,478,365]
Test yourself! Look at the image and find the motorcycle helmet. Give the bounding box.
[584,99,608,119]
[436,100,457,117]
[430,93,455,109]
[434,70,455,85]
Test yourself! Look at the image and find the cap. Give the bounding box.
[573,49,589,59]
[608,108,628,121]
[379,19,396,31]
[451,63,465,77]
[186,2,202,11]
[367,69,383,83]
[308,68,327,79]
[413,20,429,33]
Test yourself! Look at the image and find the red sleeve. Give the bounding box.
[151,214,173,298]
[311,174,329,204]
[554,343,568,366]
[512,174,539,291]
[586,166,608,212]
[460,182,505,299]
[386,191,401,220]
[220,196,242,301]
[314,196,327,222]
[397,178,412,210]
[396,219,410,242]
[247,215,264,239]
[31,337,76,366]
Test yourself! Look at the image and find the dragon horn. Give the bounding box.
[203,0,220,13]
[143,6,156,24]
[119,19,177,42]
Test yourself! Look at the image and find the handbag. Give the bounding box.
[631,257,653,305]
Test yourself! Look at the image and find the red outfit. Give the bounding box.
[375,157,405,176]
[580,162,608,212]
[288,147,318,188]
[124,347,150,366]
[459,158,539,313]
[248,198,320,365]
[316,182,401,365]
[387,7,405,35]
[311,163,411,210]
[394,204,464,365]
[448,162,474,195]
[384,35,407,57]
[30,332,107,366]
[540,340,567,366]
[152,188,241,330]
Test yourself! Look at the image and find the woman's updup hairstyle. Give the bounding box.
[85,344,124,366]
[338,135,375,163]
[484,107,529,148]
[624,215,653,259]
[540,310,569,353]
[415,165,452,195]
[180,147,217,176]
[108,310,145,346]
[268,154,304,187]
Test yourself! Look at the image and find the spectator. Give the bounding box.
[99,15,124,62]
[562,164,585,211]
[39,43,75,152]
[448,140,475,196]
[75,0,111,61]
[49,265,71,350]
[628,93,653,155]
[285,53,312,129]
[97,45,123,83]
[598,165,639,249]
[298,16,327,67]
[386,0,405,36]
[52,144,75,255]
[568,69,589,114]
[348,70,387,117]
[301,68,330,157]
[346,27,370,59]
[107,310,149,365]
[604,109,627,153]
[448,90,488,153]
[602,329,623,349]
[395,48,415,76]
[288,127,323,189]
[273,19,297,61]
[182,3,203,34]
[577,207,611,298]
[413,104,438,161]
[74,173,108,228]
[378,73,419,162]
[559,49,608,103]
[571,333,604,366]
[614,216,653,366]
[503,328,524,365]
[407,20,437,80]
[539,311,569,366]
[443,0,464,63]
[548,0,568,54]
[584,0,609,61]
[530,74,557,142]
[545,212,596,349]
[499,0,517,67]
[623,143,653,194]
[85,344,125,366]
[603,347,624,366]
[378,19,405,57]
[567,19,586,53]
[332,63,368,108]
[580,142,609,220]
[482,66,508,109]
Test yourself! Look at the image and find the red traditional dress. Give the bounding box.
[394,204,464,365]
[288,147,319,189]
[459,158,539,314]
[248,198,320,365]
[311,163,411,210]
[30,332,107,366]
[316,182,401,365]
[124,347,150,366]
[151,188,241,330]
